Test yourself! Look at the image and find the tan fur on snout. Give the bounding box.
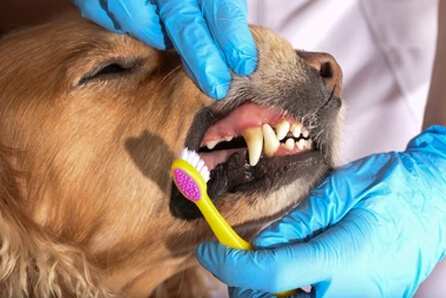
[0,18,343,297]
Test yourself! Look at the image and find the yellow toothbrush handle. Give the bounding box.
[196,193,252,250]
[197,194,297,297]
[171,158,297,297]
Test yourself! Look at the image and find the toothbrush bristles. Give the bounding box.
[180,149,211,182]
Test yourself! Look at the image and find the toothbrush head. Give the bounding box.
[172,168,202,201]
[171,149,210,202]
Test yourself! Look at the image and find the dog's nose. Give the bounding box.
[298,51,343,98]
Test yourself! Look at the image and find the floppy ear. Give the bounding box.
[0,144,117,298]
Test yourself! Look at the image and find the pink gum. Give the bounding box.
[203,103,297,142]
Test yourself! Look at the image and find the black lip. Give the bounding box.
[207,150,328,200]
[184,107,222,152]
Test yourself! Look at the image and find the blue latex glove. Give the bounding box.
[196,125,446,297]
[71,0,257,100]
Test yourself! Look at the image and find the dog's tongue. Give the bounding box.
[199,149,246,171]
[202,102,293,142]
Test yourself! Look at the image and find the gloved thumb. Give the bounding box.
[229,287,314,298]
[228,287,274,298]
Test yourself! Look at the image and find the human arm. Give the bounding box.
[71,0,257,100]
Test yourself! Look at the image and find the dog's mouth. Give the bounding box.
[184,98,333,199]
[170,90,340,220]
[197,102,314,169]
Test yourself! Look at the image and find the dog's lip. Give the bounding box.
[206,149,326,200]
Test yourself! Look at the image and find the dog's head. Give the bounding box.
[0,18,342,297]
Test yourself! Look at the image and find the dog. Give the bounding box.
[0,17,343,297]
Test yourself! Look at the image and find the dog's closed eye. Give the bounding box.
[78,58,141,86]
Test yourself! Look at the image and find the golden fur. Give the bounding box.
[0,17,343,297]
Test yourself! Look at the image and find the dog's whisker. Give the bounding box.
[159,64,182,87]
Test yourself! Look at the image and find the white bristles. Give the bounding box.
[179,148,211,182]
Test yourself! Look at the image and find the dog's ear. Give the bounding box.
[0,144,117,298]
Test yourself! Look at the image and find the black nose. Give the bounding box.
[297,51,343,98]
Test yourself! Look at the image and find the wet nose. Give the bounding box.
[298,51,343,98]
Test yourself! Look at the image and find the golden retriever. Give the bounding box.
[0,17,343,297]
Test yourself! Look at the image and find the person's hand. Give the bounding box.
[71,0,257,100]
[196,125,446,297]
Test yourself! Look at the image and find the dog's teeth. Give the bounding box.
[206,140,220,150]
[302,127,310,138]
[275,120,290,141]
[285,138,295,150]
[262,124,280,157]
[305,139,313,149]
[297,139,305,150]
[291,123,302,138]
[242,127,263,166]
[224,135,234,142]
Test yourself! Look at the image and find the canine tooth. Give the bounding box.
[275,120,290,141]
[285,138,295,150]
[297,139,305,150]
[242,127,263,166]
[291,123,302,138]
[224,135,234,142]
[302,127,309,138]
[262,124,280,157]
[206,140,220,150]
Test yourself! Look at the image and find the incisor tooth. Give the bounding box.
[285,138,295,150]
[275,120,290,140]
[291,123,302,138]
[224,135,233,142]
[242,127,263,166]
[297,139,305,150]
[206,140,220,150]
[262,124,280,157]
[302,127,309,138]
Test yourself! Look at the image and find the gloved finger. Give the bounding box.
[156,0,232,100]
[229,287,313,298]
[228,287,274,298]
[254,155,388,248]
[196,241,332,293]
[199,0,257,75]
[73,0,122,33]
[106,0,170,49]
[180,56,231,99]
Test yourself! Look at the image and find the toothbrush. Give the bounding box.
[171,148,297,297]
[171,148,252,250]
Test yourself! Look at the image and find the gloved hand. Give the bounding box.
[71,0,257,100]
[196,125,446,297]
